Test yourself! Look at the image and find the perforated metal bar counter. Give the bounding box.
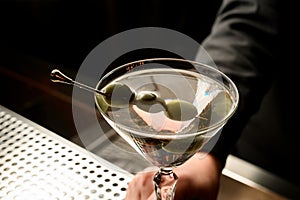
[1,104,298,200]
[0,105,133,200]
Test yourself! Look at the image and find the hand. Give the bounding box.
[125,153,223,200]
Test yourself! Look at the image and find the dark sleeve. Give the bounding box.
[197,0,280,166]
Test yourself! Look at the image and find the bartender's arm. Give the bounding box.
[125,0,279,199]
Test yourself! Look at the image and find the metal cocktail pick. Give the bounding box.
[50,69,107,96]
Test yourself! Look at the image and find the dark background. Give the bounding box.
[0,0,221,139]
[0,0,220,69]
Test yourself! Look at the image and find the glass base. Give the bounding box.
[153,167,178,200]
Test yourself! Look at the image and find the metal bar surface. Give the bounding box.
[0,105,133,200]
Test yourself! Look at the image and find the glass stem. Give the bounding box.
[153,167,178,200]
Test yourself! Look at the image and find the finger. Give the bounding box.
[125,181,141,200]
[125,171,155,200]
[146,192,156,200]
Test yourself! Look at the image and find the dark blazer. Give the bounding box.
[200,0,300,188]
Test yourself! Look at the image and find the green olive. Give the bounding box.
[136,92,157,102]
[166,100,198,121]
[96,93,109,112]
[101,82,135,108]
[134,91,167,113]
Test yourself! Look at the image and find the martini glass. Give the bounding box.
[94,58,239,200]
